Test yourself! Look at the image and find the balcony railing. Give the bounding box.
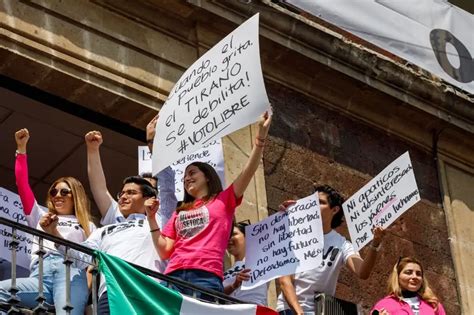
[0,217,247,314]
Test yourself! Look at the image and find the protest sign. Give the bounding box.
[343,152,420,251]
[242,194,323,290]
[0,187,34,269]
[152,13,269,174]
[138,139,225,200]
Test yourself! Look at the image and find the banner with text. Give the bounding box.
[243,194,323,290]
[152,13,269,173]
[343,152,420,251]
[0,187,34,269]
[286,0,474,95]
[139,139,225,200]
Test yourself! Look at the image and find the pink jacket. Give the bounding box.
[371,295,446,315]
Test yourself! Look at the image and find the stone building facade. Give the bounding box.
[1,1,473,314]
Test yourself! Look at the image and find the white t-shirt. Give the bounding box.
[27,202,96,269]
[66,211,165,297]
[277,230,358,313]
[223,260,268,306]
[402,296,420,315]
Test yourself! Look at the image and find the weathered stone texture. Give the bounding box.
[264,80,460,314]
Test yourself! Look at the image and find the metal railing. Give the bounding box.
[0,217,246,314]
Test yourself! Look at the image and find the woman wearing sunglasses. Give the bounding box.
[371,257,446,315]
[223,220,268,306]
[147,111,272,300]
[0,128,95,315]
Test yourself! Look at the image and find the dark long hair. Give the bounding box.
[177,162,223,211]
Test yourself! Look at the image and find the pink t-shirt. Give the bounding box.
[162,185,242,279]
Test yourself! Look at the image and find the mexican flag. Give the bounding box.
[96,251,277,315]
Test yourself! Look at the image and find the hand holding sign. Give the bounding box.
[152,13,269,173]
[243,194,324,290]
[343,152,419,251]
[146,115,159,153]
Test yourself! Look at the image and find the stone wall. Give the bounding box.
[264,80,460,314]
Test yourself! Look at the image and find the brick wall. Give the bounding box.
[264,80,460,314]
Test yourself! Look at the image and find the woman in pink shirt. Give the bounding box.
[147,112,271,300]
[371,257,446,315]
[0,128,95,315]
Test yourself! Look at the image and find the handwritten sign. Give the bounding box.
[0,187,34,270]
[152,13,269,173]
[138,139,225,200]
[242,194,324,290]
[343,152,420,251]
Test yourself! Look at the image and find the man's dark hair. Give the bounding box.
[122,176,157,198]
[139,172,158,189]
[314,184,345,228]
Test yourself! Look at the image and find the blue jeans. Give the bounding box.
[279,311,315,315]
[167,269,223,302]
[0,254,88,315]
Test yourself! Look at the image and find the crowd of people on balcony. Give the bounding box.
[0,111,446,315]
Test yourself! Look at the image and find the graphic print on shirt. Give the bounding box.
[320,246,340,267]
[57,220,82,230]
[175,205,209,239]
[223,262,245,281]
[100,219,145,239]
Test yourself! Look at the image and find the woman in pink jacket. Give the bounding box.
[371,257,446,315]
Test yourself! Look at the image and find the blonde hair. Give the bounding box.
[387,257,440,310]
[46,177,92,237]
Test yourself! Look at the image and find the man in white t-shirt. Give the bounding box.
[42,176,166,315]
[277,185,385,315]
[84,114,176,228]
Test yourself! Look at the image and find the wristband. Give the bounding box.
[15,150,26,156]
[147,139,154,145]
[150,228,160,233]
[370,243,381,252]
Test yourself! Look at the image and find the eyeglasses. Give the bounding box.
[49,188,72,197]
[116,189,141,199]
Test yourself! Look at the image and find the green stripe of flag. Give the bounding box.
[96,251,183,315]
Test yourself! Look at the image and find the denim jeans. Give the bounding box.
[167,269,223,302]
[0,254,88,315]
[279,310,315,315]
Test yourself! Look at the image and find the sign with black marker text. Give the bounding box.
[152,13,269,173]
[138,139,225,200]
[242,194,323,290]
[343,152,420,251]
[0,187,34,270]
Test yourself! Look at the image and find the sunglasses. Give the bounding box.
[49,188,72,197]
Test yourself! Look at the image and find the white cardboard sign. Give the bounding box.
[0,187,34,269]
[242,194,324,290]
[138,139,225,201]
[152,13,269,173]
[343,152,420,251]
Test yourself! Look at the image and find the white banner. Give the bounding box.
[243,194,324,290]
[139,139,225,200]
[342,152,420,251]
[0,187,34,270]
[286,0,474,95]
[152,13,269,173]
